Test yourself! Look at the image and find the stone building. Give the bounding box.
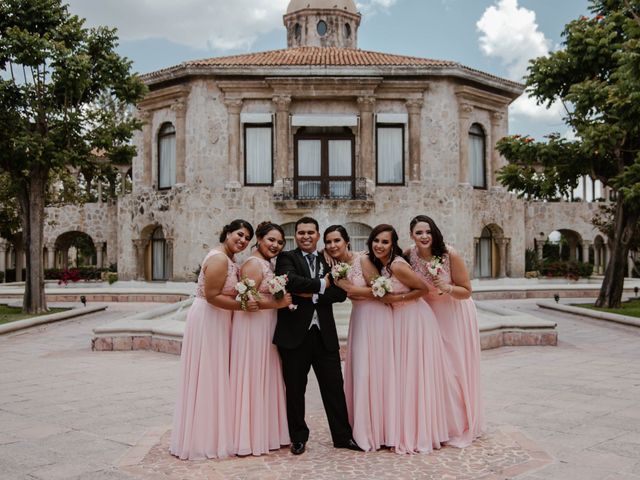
[0,0,628,282]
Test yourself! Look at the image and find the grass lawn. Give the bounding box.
[574,298,640,318]
[0,305,70,325]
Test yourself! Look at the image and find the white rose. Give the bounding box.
[246,279,256,288]
[237,283,248,294]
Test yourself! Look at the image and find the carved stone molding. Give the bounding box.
[357,96,376,112]
[224,98,243,114]
[405,99,424,113]
[272,95,292,111]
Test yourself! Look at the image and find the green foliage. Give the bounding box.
[107,272,118,284]
[0,0,147,311]
[525,248,540,272]
[540,260,594,279]
[0,172,20,239]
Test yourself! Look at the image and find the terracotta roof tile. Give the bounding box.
[183,47,457,68]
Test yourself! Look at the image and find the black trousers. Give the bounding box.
[278,326,352,445]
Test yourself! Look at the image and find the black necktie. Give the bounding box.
[306,254,316,277]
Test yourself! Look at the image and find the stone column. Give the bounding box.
[97,179,103,203]
[406,99,423,183]
[133,239,149,281]
[166,238,174,280]
[357,96,376,180]
[581,241,591,264]
[139,109,153,188]
[61,249,69,270]
[497,237,509,278]
[536,239,544,262]
[273,95,292,182]
[0,240,6,282]
[490,111,504,190]
[118,166,129,196]
[45,243,56,269]
[224,98,243,188]
[95,242,105,268]
[172,100,187,184]
[458,103,473,185]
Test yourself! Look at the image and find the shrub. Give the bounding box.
[525,248,539,272]
[540,260,593,279]
[107,273,118,284]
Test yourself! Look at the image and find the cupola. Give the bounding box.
[284,0,361,49]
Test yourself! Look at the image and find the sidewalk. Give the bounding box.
[1,299,639,479]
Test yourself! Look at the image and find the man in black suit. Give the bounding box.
[274,216,360,455]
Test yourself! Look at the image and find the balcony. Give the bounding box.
[273,177,374,213]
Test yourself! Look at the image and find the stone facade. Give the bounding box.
[0,0,620,283]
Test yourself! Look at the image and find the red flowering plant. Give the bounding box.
[58,268,82,286]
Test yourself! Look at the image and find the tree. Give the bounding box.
[0,0,146,313]
[496,0,640,308]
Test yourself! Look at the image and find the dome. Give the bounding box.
[286,0,358,15]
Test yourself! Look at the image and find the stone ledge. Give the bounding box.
[0,305,108,335]
[537,301,640,328]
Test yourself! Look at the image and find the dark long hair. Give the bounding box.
[410,215,448,258]
[254,221,286,248]
[219,219,254,243]
[323,225,351,250]
[367,224,405,274]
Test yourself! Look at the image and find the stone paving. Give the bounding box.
[0,299,639,479]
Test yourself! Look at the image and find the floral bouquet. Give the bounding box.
[265,274,297,310]
[266,274,288,299]
[371,276,393,298]
[331,262,352,280]
[235,276,260,311]
[426,256,445,295]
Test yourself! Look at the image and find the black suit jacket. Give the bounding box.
[273,248,347,351]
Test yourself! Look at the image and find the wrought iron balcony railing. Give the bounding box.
[274,177,371,201]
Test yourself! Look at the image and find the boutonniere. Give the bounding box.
[318,261,324,277]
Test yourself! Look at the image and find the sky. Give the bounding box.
[65,0,590,140]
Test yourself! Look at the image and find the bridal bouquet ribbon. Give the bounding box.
[371,276,393,298]
[426,256,445,295]
[265,274,297,310]
[235,276,260,311]
[331,262,352,280]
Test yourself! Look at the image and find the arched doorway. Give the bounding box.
[344,222,372,253]
[54,231,97,269]
[475,227,493,278]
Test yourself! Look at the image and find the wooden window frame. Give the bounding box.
[375,123,405,186]
[243,123,274,186]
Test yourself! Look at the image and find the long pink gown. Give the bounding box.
[170,249,236,460]
[343,253,396,451]
[230,256,290,455]
[387,257,451,454]
[409,246,485,447]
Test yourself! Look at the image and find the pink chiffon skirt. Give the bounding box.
[230,307,289,455]
[344,300,396,451]
[428,296,484,447]
[392,299,451,454]
[170,297,233,460]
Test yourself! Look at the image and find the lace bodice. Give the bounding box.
[408,246,452,287]
[386,257,412,295]
[346,252,367,288]
[195,249,239,299]
[242,256,274,295]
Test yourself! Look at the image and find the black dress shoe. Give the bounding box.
[290,441,306,455]
[334,438,363,451]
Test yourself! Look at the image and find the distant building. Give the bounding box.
[0,0,624,282]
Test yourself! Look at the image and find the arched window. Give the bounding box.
[344,23,352,38]
[152,227,169,280]
[317,20,328,36]
[294,23,302,42]
[345,222,372,253]
[468,123,486,189]
[475,227,493,278]
[158,122,176,189]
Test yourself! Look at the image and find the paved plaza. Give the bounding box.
[1,299,640,479]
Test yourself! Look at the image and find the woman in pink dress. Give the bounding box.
[408,215,484,447]
[230,222,293,456]
[366,224,452,454]
[170,219,256,460]
[324,225,395,451]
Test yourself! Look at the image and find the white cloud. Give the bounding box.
[66,0,290,51]
[476,0,550,82]
[478,0,566,132]
[356,0,398,15]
